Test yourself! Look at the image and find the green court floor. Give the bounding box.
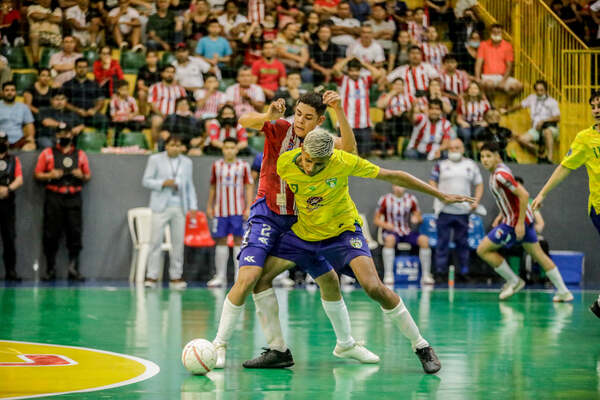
[1,286,599,399]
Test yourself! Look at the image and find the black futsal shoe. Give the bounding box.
[590,299,600,319]
[415,346,442,374]
[242,348,294,369]
[67,261,86,282]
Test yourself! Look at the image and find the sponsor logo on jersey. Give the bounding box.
[326,178,337,188]
[306,196,323,211]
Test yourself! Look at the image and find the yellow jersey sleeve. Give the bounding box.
[342,151,381,178]
[276,148,300,180]
[562,131,590,170]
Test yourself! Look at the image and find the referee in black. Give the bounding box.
[34,127,91,281]
[0,131,23,281]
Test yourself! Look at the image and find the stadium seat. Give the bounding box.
[370,107,384,124]
[467,214,486,250]
[184,211,215,248]
[3,46,30,69]
[219,78,235,91]
[369,84,382,103]
[160,52,176,68]
[121,51,146,74]
[300,82,314,92]
[77,131,106,153]
[13,70,37,95]
[248,135,265,153]
[118,131,149,149]
[83,48,99,67]
[39,47,60,69]
[419,213,438,247]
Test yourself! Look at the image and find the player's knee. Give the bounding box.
[363,280,387,302]
[384,236,396,248]
[235,268,261,292]
[418,235,429,248]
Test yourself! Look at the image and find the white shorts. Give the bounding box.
[481,74,521,90]
[525,126,559,142]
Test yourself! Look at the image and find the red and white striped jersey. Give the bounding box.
[194,89,227,118]
[247,0,265,23]
[207,120,248,143]
[383,93,415,119]
[415,96,453,115]
[377,192,419,236]
[337,75,372,129]
[407,21,426,44]
[408,114,452,154]
[258,119,301,215]
[387,63,439,96]
[489,163,534,227]
[440,69,470,96]
[210,159,253,217]
[421,42,448,70]
[110,95,142,122]
[148,82,187,116]
[225,83,266,117]
[457,98,491,123]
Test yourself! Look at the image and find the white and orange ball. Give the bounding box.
[181,339,216,375]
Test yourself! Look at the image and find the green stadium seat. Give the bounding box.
[300,83,314,92]
[39,47,60,69]
[219,78,235,91]
[13,70,37,95]
[83,49,99,67]
[3,46,30,69]
[369,84,381,104]
[77,131,106,153]
[248,135,265,153]
[121,51,146,74]
[160,52,176,68]
[118,131,148,149]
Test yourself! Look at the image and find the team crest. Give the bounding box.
[0,160,6,171]
[306,196,323,211]
[326,178,337,188]
[350,237,363,249]
[495,228,504,240]
[63,157,74,168]
[290,184,298,193]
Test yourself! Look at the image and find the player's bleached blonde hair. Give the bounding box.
[303,128,335,158]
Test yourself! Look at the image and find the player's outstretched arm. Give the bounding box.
[323,90,358,155]
[238,98,286,130]
[532,165,572,211]
[376,168,475,204]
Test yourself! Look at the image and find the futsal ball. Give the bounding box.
[181,339,216,375]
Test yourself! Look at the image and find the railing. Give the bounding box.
[477,0,599,158]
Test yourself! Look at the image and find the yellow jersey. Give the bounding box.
[561,125,600,213]
[277,148,381,241]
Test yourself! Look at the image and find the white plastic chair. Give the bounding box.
[128,207,173,283]
[358,213,379,250]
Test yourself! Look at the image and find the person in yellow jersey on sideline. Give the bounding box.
[245,128,475,374]
[532,91,600,318]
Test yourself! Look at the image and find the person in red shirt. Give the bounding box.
[251,41,287,99]
[0,0,20,46]
[34,127,91,282]
[93,45,125,97]
[0,131,23,281]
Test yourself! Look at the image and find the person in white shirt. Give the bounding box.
[345,25,385,76]
[66,0,102,48]
[364,3,396,51]
[429,138,483,281]
[330,2,361,50]
[172,42,214,92]
[217,0,248,39]
[225,67,265,116]
[108,0,142,50]
[387,46,439,97]
[502,80,560,163]
[48,36,82,87]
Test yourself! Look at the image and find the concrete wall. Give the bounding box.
[9,153,598,285]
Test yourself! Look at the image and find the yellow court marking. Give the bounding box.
[0,340,160,399]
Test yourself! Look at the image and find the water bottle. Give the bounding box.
[448,265,455,288]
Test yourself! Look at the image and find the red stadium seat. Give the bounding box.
[184,211,215,248]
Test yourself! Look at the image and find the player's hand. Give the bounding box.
[531,194,544,211]
[206,206,214,219]
[515,223,525,240]
[162,179,177,189]
[440,193,476,204]
[322,90,342,110]
[243,207,250,220]
[469,200,480,211]
[267,98,286,120]
[0,186,8,199]
[49,169,64,179]
[71,168,84,179]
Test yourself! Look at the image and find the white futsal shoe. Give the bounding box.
[553,291,574,302]
[213,343,227,368]
[340,275,356,286]
[274,275,296,287]
[207,276,226,288]
[499,278,526,300]
[420,274,435,286]
[333,341,380,364]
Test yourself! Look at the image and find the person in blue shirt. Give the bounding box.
[195,19,233,72]
[0,82,35,150]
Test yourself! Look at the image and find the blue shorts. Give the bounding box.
[590,206,600,237]
[238,197,297,268]
[271,224,372,279]
[487,222,538,248]
[383,230,420,247]
[211,216,245,238]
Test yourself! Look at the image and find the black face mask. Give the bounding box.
[488,122,500,129]
[219,117,237,127]
[58,137,73,147]
[0,142,7,153]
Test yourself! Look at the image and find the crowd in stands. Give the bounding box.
[0,0,565,163]
[551,0,600,47]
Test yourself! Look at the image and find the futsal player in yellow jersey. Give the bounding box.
[532,91,600,317]
[246,128,473,374]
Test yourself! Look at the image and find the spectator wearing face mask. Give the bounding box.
[429,138,483,281]
[476,108,514,161]
[205,105,248,154]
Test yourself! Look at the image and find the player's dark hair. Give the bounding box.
[428,98,443,110]
[74,57,88,67]
[116,79,129,90]
[207,18,219,25]
[218,104,237,118]
[296,92,327,116]
[166,134,184,145]
[491,23,503,30]
[2,81,15,90]
[161,64,176,73]
[51,88,67,97]
[534,79,548,91]
[481,142,501,153]
[392,77,405,84]
[223,137,238,145]
[443,53,457,63]
[409,45,422,53]
[515,176,524,185]
[589,90,600,104]
[347,58,362,71]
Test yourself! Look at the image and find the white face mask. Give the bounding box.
[448,151,462,162]
[491,34,502,42]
